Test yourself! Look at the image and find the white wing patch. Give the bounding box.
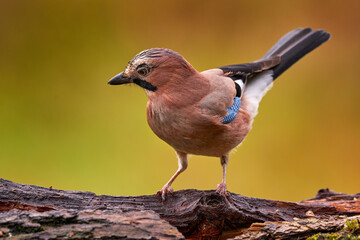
[234,79,245,97]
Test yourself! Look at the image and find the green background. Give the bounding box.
[1,0,359,201]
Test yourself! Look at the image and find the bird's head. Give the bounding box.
[108,48,196,93]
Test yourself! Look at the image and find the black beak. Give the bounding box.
[108,72,132,85]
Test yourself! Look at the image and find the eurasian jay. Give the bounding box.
[108,28,330,200]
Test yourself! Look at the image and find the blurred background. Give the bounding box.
[1,0,359,202]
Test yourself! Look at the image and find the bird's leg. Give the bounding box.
[216,154,230,197]
[157,151,188,200]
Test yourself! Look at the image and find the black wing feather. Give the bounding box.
[218,56,281,81]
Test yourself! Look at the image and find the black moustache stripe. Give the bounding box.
[133,78,158,92]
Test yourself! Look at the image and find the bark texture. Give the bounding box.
[0,178,359,239]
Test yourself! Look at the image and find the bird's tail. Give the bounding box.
[244,28,330,119]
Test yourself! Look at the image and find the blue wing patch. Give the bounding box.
[222,97,241,124]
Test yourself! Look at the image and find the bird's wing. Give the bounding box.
[199,69,237,118]
[198,57,280,121]
[199,28,330,122]
[218,56,280,82]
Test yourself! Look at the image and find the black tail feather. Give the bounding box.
[263,28,330,79]
[262,28,312,58]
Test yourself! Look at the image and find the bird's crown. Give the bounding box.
[124,48,190,76]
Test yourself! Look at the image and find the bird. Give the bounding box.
[108,28,330,200]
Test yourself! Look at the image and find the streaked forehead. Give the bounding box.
[124,48,186,76]
[133,48,167,60]
[127,48,180,67]
[134,48,179,59]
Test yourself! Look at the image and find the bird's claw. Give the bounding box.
[216,182,229,197]
[157,185,173,201]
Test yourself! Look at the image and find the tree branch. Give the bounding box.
[0,178,359,239]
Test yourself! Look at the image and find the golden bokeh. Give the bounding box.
[1,0,359,201]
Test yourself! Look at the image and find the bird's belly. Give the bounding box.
[147,104,251,157]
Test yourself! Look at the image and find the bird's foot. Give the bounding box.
[216,182,229,197]
[156,184,173,201]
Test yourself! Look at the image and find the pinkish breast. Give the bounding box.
[146,100,252,157]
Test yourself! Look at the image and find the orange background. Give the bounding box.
[0,0,359,201]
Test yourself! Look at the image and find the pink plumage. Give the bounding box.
[108,28,330,200]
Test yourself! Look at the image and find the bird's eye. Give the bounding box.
[137,67,150,77]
